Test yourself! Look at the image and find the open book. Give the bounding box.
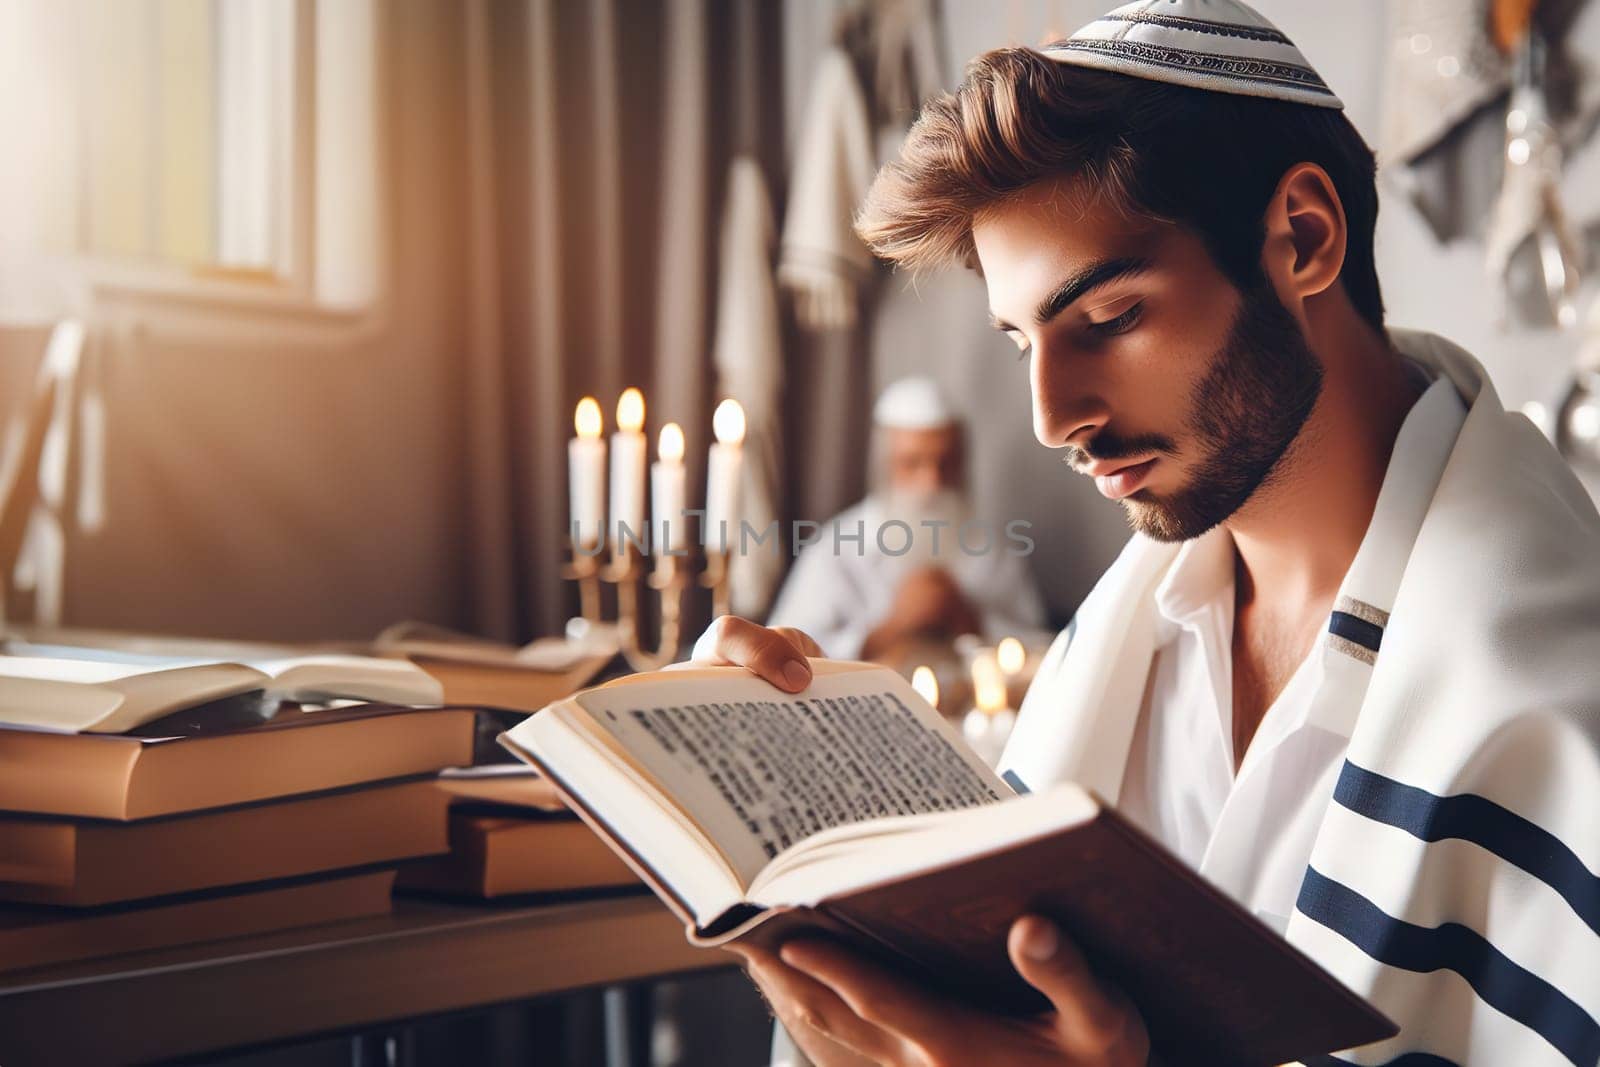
[372,619,620,672]
[0,653,444,733]
[501,660,1396,1064]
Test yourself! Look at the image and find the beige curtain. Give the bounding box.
[444,0,788,641]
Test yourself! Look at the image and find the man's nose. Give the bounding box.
[1031,345,1109,450]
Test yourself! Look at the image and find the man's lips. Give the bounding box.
[1086,457,1158,500]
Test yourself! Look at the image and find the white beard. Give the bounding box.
[859,487,975,573]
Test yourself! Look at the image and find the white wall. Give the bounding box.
[787,0,1600,623]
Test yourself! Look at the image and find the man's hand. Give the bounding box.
[893,567,981,634]
[672,615,824,692]
[734,916,1149,1067]
[862,567,982,660]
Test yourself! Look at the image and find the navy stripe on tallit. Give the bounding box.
[1303,1053,1460,1067]
[1333,762,1600,937]
[1327,610,1384,653]
[1297,868,1600,1067]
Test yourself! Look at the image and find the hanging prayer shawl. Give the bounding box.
[1001,330,1600,1065]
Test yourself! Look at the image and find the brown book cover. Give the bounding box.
[0,703,476,820]
[0,869,396,974]
[433,771,566,812]
[504,662,1398,1066]
[410,654,613,712]
[397,813,638,898]
[0,780,448,906]
[719,808,1392,1066]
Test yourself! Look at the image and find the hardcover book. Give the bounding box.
[501,660,1396,1065]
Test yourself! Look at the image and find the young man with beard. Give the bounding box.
[766,376,1045,663]
[683,2,1600,1063]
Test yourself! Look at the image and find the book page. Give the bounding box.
[568,665,1009,888]
[0,655,208,683]
[0,657,266,733]
[247,655,444,705]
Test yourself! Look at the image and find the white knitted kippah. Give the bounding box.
[1040,0,1343,111]
[874,377,958,430]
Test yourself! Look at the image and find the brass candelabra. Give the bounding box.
[564,539,732,672]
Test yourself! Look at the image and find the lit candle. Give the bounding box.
[704,398,745,552]
[610,388,647,557]
[568,397,605,550]
[972,650,1008,717]
[963,649,1015,767]
[996,636,1029,716]
[911,664,939,711]
[652,422,688,555]
[997,637,1026,677]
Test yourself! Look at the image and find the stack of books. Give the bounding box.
[0,653,478,973]
[396,769,639,900]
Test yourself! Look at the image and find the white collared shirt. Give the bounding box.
[1116,526,1347,934]
[1114,369,1464,935]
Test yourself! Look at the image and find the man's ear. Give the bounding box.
[1261,163,1347,308]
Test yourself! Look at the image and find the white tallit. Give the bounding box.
[1001,330,1600,1066]
[778,48,875,333]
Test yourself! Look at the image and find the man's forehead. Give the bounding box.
[976,176,1160,261]
[975,183,1170,322]
[889,425,960,448]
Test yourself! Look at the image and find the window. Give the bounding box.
[0,0,379,313]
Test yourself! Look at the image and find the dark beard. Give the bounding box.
[1075,284,1324,542]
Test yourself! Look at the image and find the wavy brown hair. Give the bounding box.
[855,48,1385,331]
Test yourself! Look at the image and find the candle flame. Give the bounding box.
[911,665,939,710]
[574,396,602,439]
[973,651,1007,714]
[617,388,645,433]
[713,398,746,445]
[997,637,1026,676]
[658,422,685,463]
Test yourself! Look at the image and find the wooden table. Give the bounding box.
[0,892,728,1067]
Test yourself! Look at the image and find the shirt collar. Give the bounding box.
[1152,525,1235,628]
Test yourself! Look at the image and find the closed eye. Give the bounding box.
[1088,301,1144,337]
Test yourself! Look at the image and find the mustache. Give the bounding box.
[1061,431,1177,472]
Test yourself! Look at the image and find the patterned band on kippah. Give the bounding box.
[1039,0,1345,111]
[1044,38,1337,98]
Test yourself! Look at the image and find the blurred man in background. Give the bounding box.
[766,377,1045,661]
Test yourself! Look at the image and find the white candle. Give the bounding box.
[972,649,1009,714]
[652,422,688,554]
[996,637,1026,677]
[610,388,647,557]
[911,665,939,711]
[568,397,605,549]
[963,649,1014,767]
[996,636,1027,711]
[703,398,745,552]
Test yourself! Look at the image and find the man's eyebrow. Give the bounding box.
[1031,256,1153,326]
[986,256,1153,333]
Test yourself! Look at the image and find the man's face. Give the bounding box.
[885,425,964,497]
[973,176,1323,541]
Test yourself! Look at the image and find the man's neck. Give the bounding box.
[1226,314,1422,614]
